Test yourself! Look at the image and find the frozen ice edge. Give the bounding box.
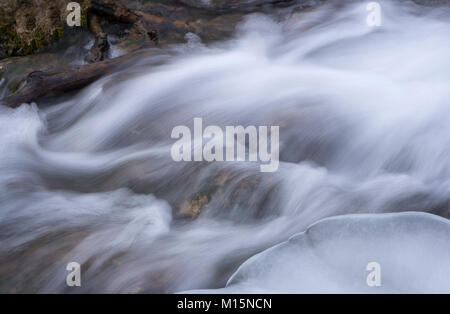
[185,212,450,294]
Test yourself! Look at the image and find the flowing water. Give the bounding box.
[1,0,450,293]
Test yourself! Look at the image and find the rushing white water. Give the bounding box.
[1,0,450,293]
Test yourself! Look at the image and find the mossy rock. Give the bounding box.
[0,52,72,94]
[0,0,91,58]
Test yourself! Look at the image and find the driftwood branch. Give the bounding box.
[0,49,153,108]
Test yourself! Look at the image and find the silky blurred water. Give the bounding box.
[1,0,450,293]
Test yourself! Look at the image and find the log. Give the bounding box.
[91,0,199,35]
[175,0,297,12]
[0,49,153,108]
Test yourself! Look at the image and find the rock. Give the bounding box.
[0,0,91,58]
[0,53,72,95]
[86,14,110,63]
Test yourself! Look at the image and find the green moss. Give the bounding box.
[0,25,24,56]
[0,23,67,57]
[0,0,91,57]
[80,0,92,27]
[54,25,65,39]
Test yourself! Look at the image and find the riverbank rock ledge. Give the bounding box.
[0,0,90,58]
